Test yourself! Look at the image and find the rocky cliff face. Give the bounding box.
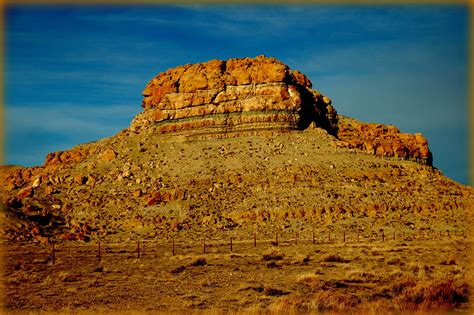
[130,55,430,165]
[337,116,433,166]
[131,55,337,137]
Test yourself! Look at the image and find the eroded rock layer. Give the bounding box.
[337,116,432,165]
[132,55,338,137]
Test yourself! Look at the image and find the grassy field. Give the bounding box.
[2,227,471,314]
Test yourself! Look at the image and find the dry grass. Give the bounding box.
[2,234,470,313]
[345,270,380,283]
[440,253,457,265]
[396,278,469,310]
[262,249,285,261]
[321,253,350,263]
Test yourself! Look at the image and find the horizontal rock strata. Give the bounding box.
[132,55,337,137]
[337,116,432,165]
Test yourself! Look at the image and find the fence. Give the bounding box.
[44,227,468,265]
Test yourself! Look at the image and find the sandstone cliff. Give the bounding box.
[337,116,432,166]
[132,55,338,137]
[131,55,430,165]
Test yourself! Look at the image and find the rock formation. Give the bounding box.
[337,116,433,165]
[1,55,468,244]
[132,55,338,137]
[131,55,430,165]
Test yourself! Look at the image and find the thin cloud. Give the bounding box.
[6,103,136,136]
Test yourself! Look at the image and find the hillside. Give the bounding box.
[1,56,470,244]
[2,55,472,314]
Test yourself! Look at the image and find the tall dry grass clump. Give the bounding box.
[395,277,469,312]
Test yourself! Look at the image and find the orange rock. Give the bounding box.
[337,116,432,165]
[44,149,84,168]
[290,70,312,88]
[132,189,142,198]
[146,192,162,206]
[173,189,185,201]
[17,187,33,198]
[101,149,117,162]
[161,191,172,202]
[137,56,337,136]
[45,185,54,195]
[74,174,87,185]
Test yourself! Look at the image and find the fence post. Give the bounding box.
[328,230,331,242]
[295,232,298,245]
[312,226,315,244]
[172,237,175,256]
[343,231,346,243]
[381,230,385,242]
[230,237,233,252]
[254,231,257,248]
[52,242,55,265]
[203,238,206,254]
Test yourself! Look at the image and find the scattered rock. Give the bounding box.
[32,177,41,188]
[17,187,33,199]
[101,149,117,162]
[132,189,142,198]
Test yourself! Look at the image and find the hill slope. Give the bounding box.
[0,56,471,243]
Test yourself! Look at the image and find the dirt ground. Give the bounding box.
[2,225,471,314]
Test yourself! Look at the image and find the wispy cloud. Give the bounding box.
[4,101,138,166]
[6,103,136,136]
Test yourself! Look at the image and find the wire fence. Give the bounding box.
[36,227,468,265]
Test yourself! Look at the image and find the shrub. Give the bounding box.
[310,291,360,312]
[262,250,284,261]
[397,278,469,310]
[441,254,457,265]
[263,287,288,296]
[321,254,349,263]
[386,257,405,266]
[189,257,207,266]
[266,261,279,268]
[346,270,379,283]
[296,273,319,286]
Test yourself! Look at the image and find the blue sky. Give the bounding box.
[4,4,469,185]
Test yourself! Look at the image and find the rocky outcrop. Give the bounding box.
[131,55,337,137]
[44,149,86,168]
[337,116,432,165]
[132,55,430,164]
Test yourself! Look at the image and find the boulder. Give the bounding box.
[101,149,117,162]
